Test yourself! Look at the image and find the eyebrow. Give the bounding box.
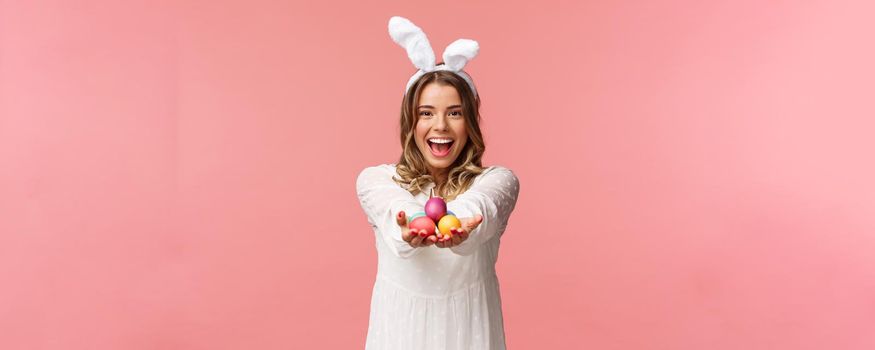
[417,104,462,109]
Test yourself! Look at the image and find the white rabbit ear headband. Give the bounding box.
[388,16,480,98]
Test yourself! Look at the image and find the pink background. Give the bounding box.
[2,0,874,349]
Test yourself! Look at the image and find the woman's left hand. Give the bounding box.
[435,214,482,248]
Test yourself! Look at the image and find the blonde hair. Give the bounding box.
[392,69,486,201]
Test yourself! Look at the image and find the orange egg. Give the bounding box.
[437,215,461,237]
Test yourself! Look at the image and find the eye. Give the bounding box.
[419,111,432,117]
[450,110,463,118]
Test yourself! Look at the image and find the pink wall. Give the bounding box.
[2,0,874,349]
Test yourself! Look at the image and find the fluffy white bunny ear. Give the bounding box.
[442,39,479,72]
[388,16,436,72]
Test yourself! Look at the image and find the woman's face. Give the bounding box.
[414,82,468,175]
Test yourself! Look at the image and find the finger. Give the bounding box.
[444,235,456,248]
[396,211,407,226]
[403,228,417,243]
[451,231,463,245]
[435,238,447,248]
[423,235,437,246]
[440,234,452,245]
[410,235,424,247]
[400,226,411,241]
[457,228,470,241]
[466,215,483,230]
[418,229,430,238]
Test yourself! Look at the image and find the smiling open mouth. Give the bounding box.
[427,139,454,157]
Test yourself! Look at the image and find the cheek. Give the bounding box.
[415,122,431,137]
[453,122,467,140]
[413,124,428,142]
[414,124,428,146]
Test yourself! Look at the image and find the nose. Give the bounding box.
[433,114,449,131]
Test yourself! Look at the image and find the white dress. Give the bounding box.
[355,163,520,350]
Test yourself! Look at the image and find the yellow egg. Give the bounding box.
[438,215,461,237]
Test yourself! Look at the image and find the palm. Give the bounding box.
[397,211,437,247]
[435,214,482,248]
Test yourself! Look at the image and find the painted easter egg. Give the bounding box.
[407,211,427,221]
[425,197,447,223]
[409,216,437,236]
[437,214,461,237]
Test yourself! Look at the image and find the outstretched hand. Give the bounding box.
[397,211,438,248]
[434,214,482,248]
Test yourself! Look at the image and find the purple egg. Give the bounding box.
[425,197,447,223]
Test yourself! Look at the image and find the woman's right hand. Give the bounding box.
[397,211,438,248]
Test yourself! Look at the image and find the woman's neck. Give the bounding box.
[430,168,448,188]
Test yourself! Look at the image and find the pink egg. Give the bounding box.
[409,216,436,236]
[425,196,447,223]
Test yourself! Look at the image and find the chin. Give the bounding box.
[429,157,458,169]
[421,155,452,169]
[428,161,451,169]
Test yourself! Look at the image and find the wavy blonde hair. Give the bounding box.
[392,69,486,201]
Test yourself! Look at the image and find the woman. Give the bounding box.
[355,17,520,349]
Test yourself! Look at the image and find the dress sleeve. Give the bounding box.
[356,165,425,258]
[446,166,520,256]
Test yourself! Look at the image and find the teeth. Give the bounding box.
[428,138,453,144]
